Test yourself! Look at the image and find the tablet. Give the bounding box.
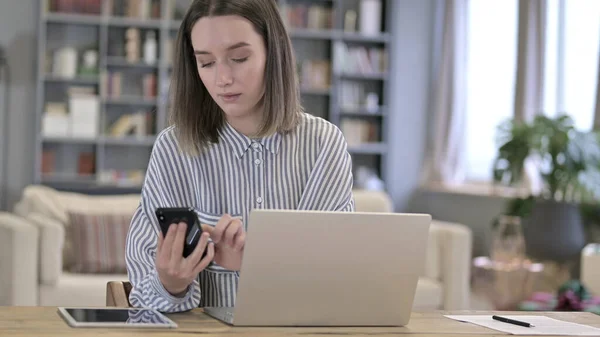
[57,307,178,328]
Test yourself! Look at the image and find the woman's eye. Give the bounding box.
[200,61,214,68]
[233,57,248,63]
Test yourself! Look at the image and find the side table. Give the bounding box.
[471,256,544,310]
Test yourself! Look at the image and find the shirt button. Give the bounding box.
[252,142,259,149]
[256,197,263,204]
[254,158,262,165]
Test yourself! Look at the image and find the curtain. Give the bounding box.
[422,0,469,185]
[513,0,547,123]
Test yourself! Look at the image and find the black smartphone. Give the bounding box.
[155,207,206,258]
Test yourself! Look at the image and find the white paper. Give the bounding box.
[444,315,600,336]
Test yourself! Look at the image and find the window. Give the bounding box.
[544,0,600,131]
[463,0,600,182]
[464,0,518,182]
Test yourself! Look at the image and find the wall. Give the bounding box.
[0,0,37,211]
[387,0,503,258]
[385,0,436,213]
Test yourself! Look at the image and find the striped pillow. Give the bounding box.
[66,212,133,274]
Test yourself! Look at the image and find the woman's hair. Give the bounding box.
[169,0,303,155]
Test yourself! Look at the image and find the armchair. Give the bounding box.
[0,212,38,305]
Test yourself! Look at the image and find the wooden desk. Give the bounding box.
[1,307,600,336]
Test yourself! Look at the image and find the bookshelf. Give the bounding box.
[34,0,392,193]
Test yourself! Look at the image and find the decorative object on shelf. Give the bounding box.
[365,92,379,113]
[359,0,382,36]
[104,71,123,98]
[98,169,145,187]
[492,115,600,265]
[143,30,157,65]
[142,73,157,97]
[52,47,78,78]
[490,215,526,264]
[77,152,96,176]
[335,42,387,75]
[125,0,156,19]
[344,10,357,32]
[108,111,151,137]
[42,111,69,138]
[41,151,55,175]
[340,119,378,146]
[79,49,98,76]
[280,2,333,30]
[125,28,140,63]
[299,59,330,90]
[68,87,100,139]
[48,0,102,14]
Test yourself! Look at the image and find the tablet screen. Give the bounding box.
[60,308,176,327]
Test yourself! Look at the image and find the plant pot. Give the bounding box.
[587,225,600,244]
[521,200,587,263]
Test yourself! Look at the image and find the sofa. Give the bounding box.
[0,185,472,310]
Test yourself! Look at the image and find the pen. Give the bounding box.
[492,315,534,327]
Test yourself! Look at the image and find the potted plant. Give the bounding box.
[492,114,600,264]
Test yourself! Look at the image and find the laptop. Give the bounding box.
[203,209,431,327]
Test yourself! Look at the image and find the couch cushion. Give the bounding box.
[39,272,129,307]
[353,190,393,212]
[15,185,141,224]
[413,277,443,310]
[66,212,133,274]
[13,185,66,222]
[13,185,142,270]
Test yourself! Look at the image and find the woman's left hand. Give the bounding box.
[200,214,246,271]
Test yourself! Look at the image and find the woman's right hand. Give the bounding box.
[156,222,214,297]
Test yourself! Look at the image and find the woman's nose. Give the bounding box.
[215,63,233,87]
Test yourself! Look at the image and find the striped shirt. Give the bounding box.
[125,112,355,313]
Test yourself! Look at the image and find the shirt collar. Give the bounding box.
[219,122,281,158]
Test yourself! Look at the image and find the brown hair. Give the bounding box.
[169,0,303,155]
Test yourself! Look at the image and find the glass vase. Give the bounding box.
[491,215,526,265]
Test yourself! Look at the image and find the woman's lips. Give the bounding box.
[219,93,241,103]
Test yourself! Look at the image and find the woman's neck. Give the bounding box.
[226,110,263,137]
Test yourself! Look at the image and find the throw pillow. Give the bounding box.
[66,211,133,274]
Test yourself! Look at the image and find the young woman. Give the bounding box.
[125,0,354,313]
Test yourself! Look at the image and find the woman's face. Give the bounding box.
[190,15,266,123]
